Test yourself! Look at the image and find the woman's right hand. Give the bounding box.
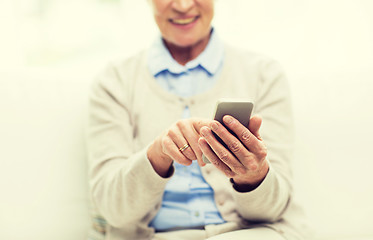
[147,118,212,177]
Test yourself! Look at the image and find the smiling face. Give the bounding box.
[150,0,214,48]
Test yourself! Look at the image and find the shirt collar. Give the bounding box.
[148,28,224,76]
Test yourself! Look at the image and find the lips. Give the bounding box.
[169,16,199,25]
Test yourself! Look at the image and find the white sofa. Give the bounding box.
[0,69,90,240]
[1,67,372,240]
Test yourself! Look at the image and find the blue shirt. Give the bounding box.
[147,30,226,231]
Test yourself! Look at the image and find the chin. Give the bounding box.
[171,36,203,48]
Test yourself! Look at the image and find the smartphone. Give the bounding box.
[202,99,254,164]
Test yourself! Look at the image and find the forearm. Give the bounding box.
[232,166,291,222]
[90,148,173,228]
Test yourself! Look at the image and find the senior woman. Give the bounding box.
[87,0,308,240]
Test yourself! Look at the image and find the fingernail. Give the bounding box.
[223,115,233,124]
[210,122,218,131]
[201,128,208,137]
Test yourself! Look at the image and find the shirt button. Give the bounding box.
[194,211,200,217]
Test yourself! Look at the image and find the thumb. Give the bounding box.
[249,115,263,140]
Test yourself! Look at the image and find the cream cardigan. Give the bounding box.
[87,45,309,240]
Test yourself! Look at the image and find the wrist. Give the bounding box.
[232,162,269,192]
[147,140,173,178]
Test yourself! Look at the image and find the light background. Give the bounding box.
[0,0,373,239]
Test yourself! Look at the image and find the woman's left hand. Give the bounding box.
[198,115,269,191]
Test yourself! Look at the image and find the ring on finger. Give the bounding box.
[179,143,190,152]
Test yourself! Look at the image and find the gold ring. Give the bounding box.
[179,144,190,152]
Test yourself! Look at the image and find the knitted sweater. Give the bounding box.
[87,44,309,240]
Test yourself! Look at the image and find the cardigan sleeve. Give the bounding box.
[232,59,294,222]
[86,63,173,229]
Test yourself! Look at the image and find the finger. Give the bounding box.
[162,136,192,166]
[178,120,206,167]
[249,115,263,140]
[209,120,252,171]
[200,126,245,175]
[208,121,261,171]
[223,115,263,154]
[198,137,235,178]
[168,125,197,161]
[192,118,214,135]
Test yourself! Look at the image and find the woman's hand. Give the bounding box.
[198,115,269,191]
[147,118,211,177]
